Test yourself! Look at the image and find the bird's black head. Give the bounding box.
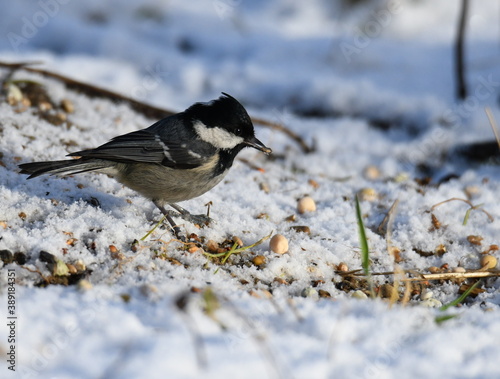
[186,93,271,154]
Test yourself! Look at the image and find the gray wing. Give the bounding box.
[68,128,215,169]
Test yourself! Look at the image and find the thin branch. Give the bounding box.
[485,106,500,150]
[0,61,314,153]
[455,0,469,100]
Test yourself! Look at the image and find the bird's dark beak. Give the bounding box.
[245,136,272,155]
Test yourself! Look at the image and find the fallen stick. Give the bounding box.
[0,61,315,153]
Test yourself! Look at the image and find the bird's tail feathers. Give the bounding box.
[19,159,111,179]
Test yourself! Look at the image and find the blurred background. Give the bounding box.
[0,0,499,140]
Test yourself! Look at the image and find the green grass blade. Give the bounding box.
[355,195,375,298]
[439,280,481,312]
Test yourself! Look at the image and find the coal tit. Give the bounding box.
[19,93,272,239]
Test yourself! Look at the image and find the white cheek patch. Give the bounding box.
[193,121,244,149]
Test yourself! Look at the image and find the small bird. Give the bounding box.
[19,93,272,239]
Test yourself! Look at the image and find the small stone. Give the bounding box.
[480,255,497,269]
[357,188,378,202]
[252,255,266,266]
[13,252,28,265]
[297,196,316,214]
[0,250,14,264]
[270,234,289,255]
[39,251,56,264]
[54,259,70,276]
[420,289,433,300]
[352,290,368,299]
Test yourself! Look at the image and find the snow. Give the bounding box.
[1,0,500,378]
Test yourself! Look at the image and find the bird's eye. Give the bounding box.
[235,128,242,136]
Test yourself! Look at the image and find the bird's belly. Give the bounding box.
[115,158,227,203]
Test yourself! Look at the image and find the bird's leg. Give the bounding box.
[153,200,186,241]
[169,203,212,227]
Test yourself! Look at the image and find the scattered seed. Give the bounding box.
[428,266,441,273]
[232,236,243,247]
[289,225,311,234]
[284,214,296,222]
[357,187,378,202]
[379,283,397,299]
[256,213,270,220]
[0,221,7,229]
[18,212,27,220]
[187,243,199,253]
[487,244,499,253]
[252,255,266,266]
[352,290,368,299]
[270,234,288,255]
[66,263,77,274]
[273,277,288,285]
[337,262,349,272]
[431,213,441,230]
[480,255,497,269]
[464,185,480,198]
[420,298,442,308]
[435,244,446,256]
[467,235,483,246]
[38,101,52,112]
[7,84,23,105]
[363,165,381,180]
[66,238,77,246]
[60,98,74,113]
[420,289,433,300]
[74,259,86,272]
[301,287,319,299]
[205,240,219,253]
[259,182,270,193]
[308,179,320,189]
[77,279,93,291]
[297,196,316,214]
[452,267,466,273]
[318,289,331,298]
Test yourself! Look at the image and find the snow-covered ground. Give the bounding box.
[1,1,500,378]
